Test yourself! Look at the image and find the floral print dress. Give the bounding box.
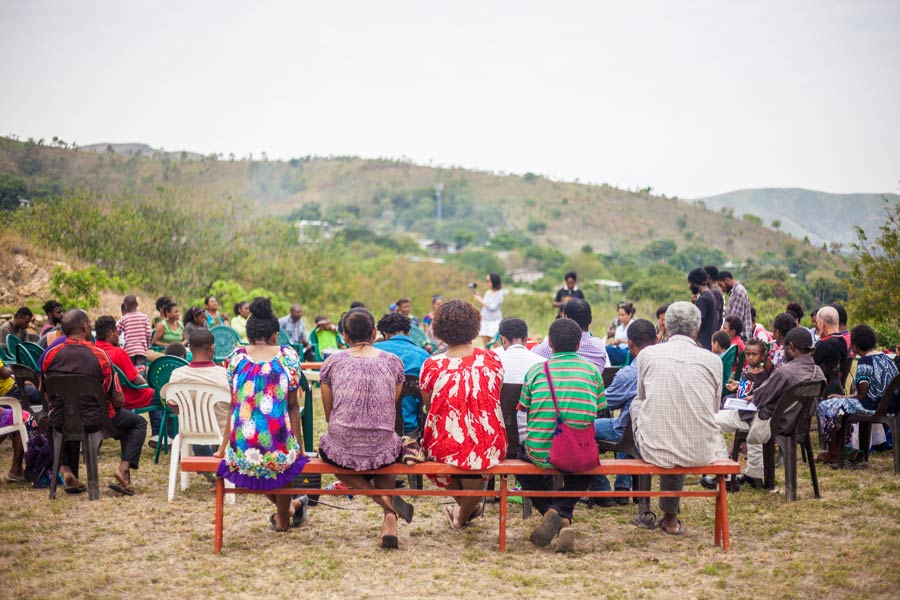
[217,346,308,489]
[420,348,506,487]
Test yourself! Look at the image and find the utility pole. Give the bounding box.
[434,183,444,237]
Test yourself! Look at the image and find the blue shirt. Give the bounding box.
[604,362,638,437]
[279,316,309,347]
[375,335,431,432]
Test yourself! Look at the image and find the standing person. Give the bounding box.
[151,301,186,349]
[717,271,753,340]
[517,318,605,552]
[215,298,307,532]
[591,319,657,505]
[279,304,310,352]
[704,266,725,328]
[689,268,719,351]
[553,271,585,317]
[395,298,420,329]
[116,295,152,369]
[203,296,229,327]
[420,300,506,529]
[631,302,724,535]
[473,273,505,346]
[0,307,35,349]
[183,307,207,347]
[605,302,636,366]
[231,301,250,343]
[318,308,414,549]
[375,312,431,436]
[532,299,608,370]
[43,309,147,495]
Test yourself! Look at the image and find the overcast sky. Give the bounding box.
[1,0,898,198]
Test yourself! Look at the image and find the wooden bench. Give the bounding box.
[182,456,741,553]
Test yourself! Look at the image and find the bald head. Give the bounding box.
[61,309,91,338]
[816,306,839,335]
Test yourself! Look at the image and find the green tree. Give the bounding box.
[848,198,900,327]
[641,239,677,261]
[0,172,28,210]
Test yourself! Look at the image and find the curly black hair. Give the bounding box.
[432,299,480,346]
[93,315,117,342]
[377,312,411,336]
[850,324,876,352]
[246,297,279,343]
[343,308,376,343]
[548,318,582,353]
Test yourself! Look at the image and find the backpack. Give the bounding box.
[24,433,54,488]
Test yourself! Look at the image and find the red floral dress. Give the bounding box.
[420,348,506,487]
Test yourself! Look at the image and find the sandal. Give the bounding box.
[400,436,425,465]
[660,518,685,535]
[269,513,291,533]
[380,512,399,549]
[391,496,414,524]
[632,510,658,530]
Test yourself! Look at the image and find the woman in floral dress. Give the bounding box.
[216,297,308,532]
[420,299,506,529]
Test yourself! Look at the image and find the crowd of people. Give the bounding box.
[1,265,897,553]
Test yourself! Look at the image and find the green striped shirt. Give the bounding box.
[518,351,606,468]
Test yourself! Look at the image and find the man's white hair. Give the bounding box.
[665,301,702,338]
[817,306,838,327]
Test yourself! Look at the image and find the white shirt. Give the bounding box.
[494,344,546,384]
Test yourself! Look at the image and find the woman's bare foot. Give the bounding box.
[381,512,399,548]
[443,504,464,529]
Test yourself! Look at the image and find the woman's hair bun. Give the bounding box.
[249,297,275,320]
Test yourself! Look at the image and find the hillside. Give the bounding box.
[0,136,818,261]
[697,188,899,248]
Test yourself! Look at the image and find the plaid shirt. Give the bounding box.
[725,281,753,340]
[631,335,723,468]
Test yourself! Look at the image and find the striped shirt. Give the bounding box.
[518,352,606,468]
[117,311,151,357]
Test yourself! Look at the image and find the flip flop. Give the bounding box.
[380,534,399,549]
[632,511,658,530]
[392,496,414,524]
[291,496,309,528]
[107,482,135,496]
[269,513,291,533]
[660,519,685,535]
[64,481,87,494]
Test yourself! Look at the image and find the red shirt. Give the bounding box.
[96,340,153,409]
[42,338,122,418]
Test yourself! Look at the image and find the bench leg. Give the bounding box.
[499,474,508,552]
[714,475,722,547]
[214,477,224,553]
[718,475,731,552]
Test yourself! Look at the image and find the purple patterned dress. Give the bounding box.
[217,346,308,489]
[318,350,405,470]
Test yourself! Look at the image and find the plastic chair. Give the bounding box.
[147,355,189,463]
[0,342,15,364]
[111,364,160,419]
[845,373,900,475]
[720,345,738,398]
[815,360,842,451]
[6,335,23,364]
[43,374,119,501]
[762,379,825,500]
[164,382,233,501]
[210,325,242,364]
[485,332,501,350]
[22,342,43,364]
[277,330,291,346]
[601,366,620,389]
[15,345,40,373]
[0,395,29,464]
[497,383,534,516]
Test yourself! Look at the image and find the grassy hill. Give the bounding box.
[697,188,899,248]
[0,136,817,260]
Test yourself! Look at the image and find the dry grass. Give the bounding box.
[1,399,899,600]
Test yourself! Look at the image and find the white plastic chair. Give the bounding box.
[164,383,234,503]
[0,396,29,456]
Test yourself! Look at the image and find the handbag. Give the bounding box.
[544,362,599,473]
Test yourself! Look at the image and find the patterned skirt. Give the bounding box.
[817,397,875,444]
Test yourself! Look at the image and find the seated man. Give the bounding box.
[161,329,230,462]
[813,306,849,394]
[42,309,147,495]
[313,315,344,358]
[517,318,605,552]
[591,318,657,505]
[631,301,724,535]
[0,307,36,349]
[374,312,431,436]
[702,329,822,489]
[532,298,608,370]
[494,317,545,384]
[279,304,311,355]
[93,316,155,411]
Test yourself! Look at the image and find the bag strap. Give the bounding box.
[543,362,562,423]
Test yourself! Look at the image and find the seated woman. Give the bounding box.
[216,297,308,532]
[183,307,207,347]
[204,296,229,328]
[317,308,413,549]
[605,302,635,366]
[151,301,186,349]
[420,299,506,529]
[817,324,899,465]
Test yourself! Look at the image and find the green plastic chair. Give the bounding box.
[147,355,189,463]
[6,335,23,364]
[22,342,43,364]
[15,345,40,372]
[210,325,242,363]
[0,342,15,364]
[277,330,291,346]
[485,332,501,350]
[407,326,429,349]
[720,345,739,397]
[111,363,161,416]
[309,329,346,362]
